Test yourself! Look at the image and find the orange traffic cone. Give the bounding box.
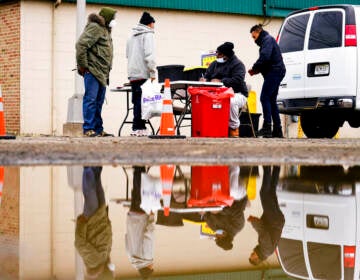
[0,86,15,140]
[0,166,4,207]
[160,164,175,216]
[148,79,185,139]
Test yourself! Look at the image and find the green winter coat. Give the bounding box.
[76,13,114,86]
[75,204,112,270]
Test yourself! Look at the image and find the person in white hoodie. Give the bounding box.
[126,12,156,137]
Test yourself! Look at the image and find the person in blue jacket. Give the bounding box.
[248,25,286,138]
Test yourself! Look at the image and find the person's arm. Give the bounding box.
[143,33,156,80]
[251,36,273,73]
[222,61,248,95]
[75,23,102,75]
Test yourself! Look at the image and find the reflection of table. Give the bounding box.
[163,80,223,135]
[111,86,155,136]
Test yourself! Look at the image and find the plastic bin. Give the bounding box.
[239,113,261,137]
[188,87,234,137]
[157,65,184,83]
[188,166,233,208]
[183,66,207,81]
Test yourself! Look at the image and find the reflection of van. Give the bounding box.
[276,166,360,279]
[276,5,360,138]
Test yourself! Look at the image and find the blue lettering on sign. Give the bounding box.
[143,94,162,102]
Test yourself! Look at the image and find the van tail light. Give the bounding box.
[309,6,319,11]
[344,246,356,268]
[276,34,279,43]
[345,25,357,46]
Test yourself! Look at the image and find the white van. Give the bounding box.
[276,5,360,138]
[276,166,360,279]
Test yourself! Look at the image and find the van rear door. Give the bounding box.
[304,7,357,100]
[278,13,310,101]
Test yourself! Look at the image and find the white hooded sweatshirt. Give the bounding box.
[126,23,156,81]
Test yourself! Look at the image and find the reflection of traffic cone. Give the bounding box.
[0,86,15,140]
[160,164,175,216]
[148,79,185,139]
[0,166,4,207]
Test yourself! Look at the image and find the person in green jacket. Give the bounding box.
[75,166,114,279]
[76,7,116,137]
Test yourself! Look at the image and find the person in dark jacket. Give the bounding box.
[201,42,248,137]
[248,165,285,265]
[76,7,116,137]
[248,25,286,138]
[75,166,115,279]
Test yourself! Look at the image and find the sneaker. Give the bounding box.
[97,131,114,137]
[83,130,97,137]
[137,129,149,137]
[130,130,138,136]
[229,127,239,138]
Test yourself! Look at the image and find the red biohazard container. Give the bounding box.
[188,165,234,208]
[188,87,234,137]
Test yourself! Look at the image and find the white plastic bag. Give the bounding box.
[140,173,162,215]
[141,79,163,120]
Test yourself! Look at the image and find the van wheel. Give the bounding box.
[300,113,339,138]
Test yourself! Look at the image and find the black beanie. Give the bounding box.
[140,11,155,25]
[217,42,235,58]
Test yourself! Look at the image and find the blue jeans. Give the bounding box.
[260,71,285,127]
[130,79,146,131]
[82,166,105,218]
[83,73,106,134]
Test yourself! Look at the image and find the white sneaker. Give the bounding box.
[130,130,138,136]
[137,129,149,137]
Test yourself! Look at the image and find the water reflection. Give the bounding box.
[0,164,359,279]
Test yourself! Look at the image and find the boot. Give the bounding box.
[272,126,284,138]
[256,122,272,138]
[229,127,239,138]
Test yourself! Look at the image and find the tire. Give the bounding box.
[300,113,340,138]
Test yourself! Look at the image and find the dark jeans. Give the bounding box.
[260,71,285,127]
[130,166,146,213]
[82,166,105,218]
[83,73,106,134]
[130,79,147,131]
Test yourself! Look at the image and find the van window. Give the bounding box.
[307,242,341,279]
[279,14,309,53]
[309,11,343,49]
[277,238,309,277]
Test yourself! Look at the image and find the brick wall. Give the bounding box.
[0,167,20,279]
[0,2,20,134]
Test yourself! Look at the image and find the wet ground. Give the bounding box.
[0,136,360,166]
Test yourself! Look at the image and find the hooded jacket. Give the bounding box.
[126,24,156,81]
[205,55,248,96]
[76,13,114,86]
[252,30,286,77]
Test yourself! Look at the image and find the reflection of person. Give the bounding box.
[248,24,286,138]
[127,12,156,137]
[76,8,116,137]
[248,166,285,266]
[203,166,248,250]
[125,166,155,279]
[200,42,248,137]
[75,166,114,279]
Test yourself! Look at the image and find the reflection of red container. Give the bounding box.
[188,87,234,137]
[188,166,233,207]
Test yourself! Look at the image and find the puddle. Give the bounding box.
[0,164,359,279]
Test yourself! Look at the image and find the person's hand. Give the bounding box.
[247,215,260,222]
[77,66,88,76]
[248,69,255,76]
[199,77,206,82]
[210,78,221,83]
